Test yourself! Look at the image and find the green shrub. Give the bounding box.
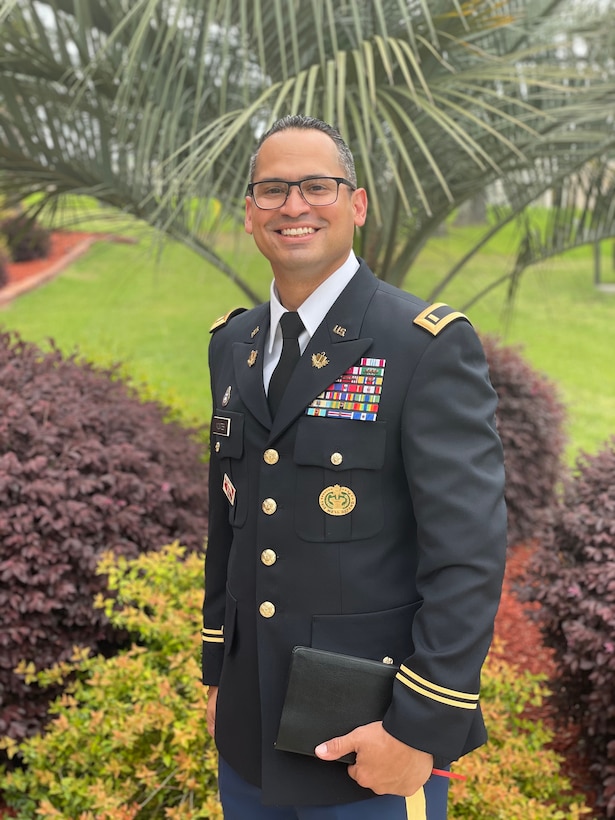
[0,547,589,819]
[524,438,615,817]
[0,544,221,820]
[481,335,567,547]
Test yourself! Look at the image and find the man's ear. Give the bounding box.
[245,196,253,234]
[352,188,368,228]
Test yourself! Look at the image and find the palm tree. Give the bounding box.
[0,0,614,305]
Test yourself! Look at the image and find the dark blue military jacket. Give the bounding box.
[202,261,507,806]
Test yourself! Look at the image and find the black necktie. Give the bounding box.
[268,311,304,417]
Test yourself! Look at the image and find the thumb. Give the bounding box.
[315,731,357,761]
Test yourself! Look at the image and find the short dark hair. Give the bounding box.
[249,115,357,187]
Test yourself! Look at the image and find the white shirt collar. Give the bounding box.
[267,251,360,354]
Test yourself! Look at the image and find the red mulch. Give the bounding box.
[4,231,102,285]
[0,237,604,816]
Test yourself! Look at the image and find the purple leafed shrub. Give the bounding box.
[481,334,567,547]
[0,248,8,289]
[0,331,209,742]
[524,438,615,817]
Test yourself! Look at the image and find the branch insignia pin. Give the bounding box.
[247,350,258,367]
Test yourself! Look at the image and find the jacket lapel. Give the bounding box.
[269,263,379,443]
[232,304,271,430]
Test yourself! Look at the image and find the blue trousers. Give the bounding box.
[218,757,449,820]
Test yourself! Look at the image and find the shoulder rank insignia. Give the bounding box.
[413,302,469,336]
[209,307,247,334]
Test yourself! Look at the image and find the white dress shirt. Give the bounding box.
[263,251,360,393]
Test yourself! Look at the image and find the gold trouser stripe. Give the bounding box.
[396,673,478,710]
[399,665,479,701]
[405,787,426,820]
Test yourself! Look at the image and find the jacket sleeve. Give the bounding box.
[382,319,507,763]
[201,338,233,686]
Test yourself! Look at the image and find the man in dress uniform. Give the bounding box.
[202,115,507,820]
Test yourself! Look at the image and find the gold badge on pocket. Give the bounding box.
[318,484,356,516]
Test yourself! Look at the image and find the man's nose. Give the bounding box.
[280,184,310,216]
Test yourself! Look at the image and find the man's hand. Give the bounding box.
[206,686,218,738]
[315,721,433,797]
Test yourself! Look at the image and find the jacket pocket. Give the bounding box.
[212,410,248,528]
[293,416,386,542]
[311,601,421,667]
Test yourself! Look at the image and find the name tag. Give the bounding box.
[212,415,231,436]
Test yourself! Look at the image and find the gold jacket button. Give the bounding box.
[382,656,394,665]
[262,498,277,515]
[330,452,343,466]
[263,448,279,465]
[259,601,275,618]
[215,441,221,453]
[261,549,277,566]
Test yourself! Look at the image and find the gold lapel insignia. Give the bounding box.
[251,326,260,338]
[247,350,258,367]
[333,325,347,337]
[222,386,232,406]
[319,484,356,516]
[312,352,329,369]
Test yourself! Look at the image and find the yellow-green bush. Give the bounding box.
[1,544,221,819]
[0,546,590,819]
[449,647,590,819]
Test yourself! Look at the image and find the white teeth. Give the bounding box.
[280,227,315,236]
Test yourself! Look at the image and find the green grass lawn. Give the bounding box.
[1,218,613,461]
[408,226,615,460]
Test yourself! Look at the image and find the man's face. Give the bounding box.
[245,128,367,287]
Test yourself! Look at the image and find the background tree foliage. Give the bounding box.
[0,0,614,304]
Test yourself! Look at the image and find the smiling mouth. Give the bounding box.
[278,227,317,237]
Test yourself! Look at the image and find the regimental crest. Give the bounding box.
[318,484,356,516]
[311,352,329,369]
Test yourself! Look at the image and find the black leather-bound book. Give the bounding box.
[275,646,398,764]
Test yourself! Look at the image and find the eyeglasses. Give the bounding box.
[246,176,356,209]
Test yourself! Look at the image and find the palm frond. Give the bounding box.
[1,0,615,303]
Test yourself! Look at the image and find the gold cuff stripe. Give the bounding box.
[396,672,478,710]
[399,665,479,701]
[201,627,224,643]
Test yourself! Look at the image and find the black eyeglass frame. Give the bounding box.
[246,176,356,209]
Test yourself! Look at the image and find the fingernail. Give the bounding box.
[315,743,327,755]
